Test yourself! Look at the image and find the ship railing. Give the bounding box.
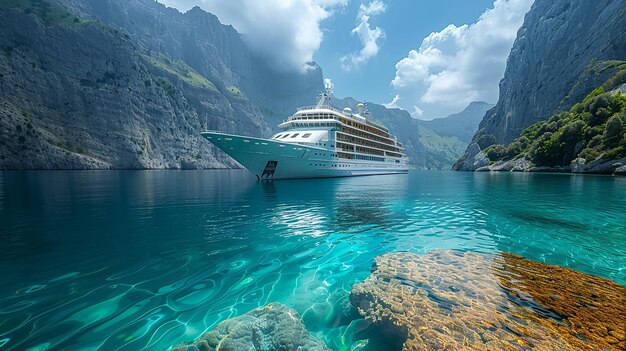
[365,120,389,133]
[296,105,344,113]
[295,105,389,133]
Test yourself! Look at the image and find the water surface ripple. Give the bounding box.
[0,170,624,350]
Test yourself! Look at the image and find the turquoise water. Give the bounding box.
[0,170,624,350]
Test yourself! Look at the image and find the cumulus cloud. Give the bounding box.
[382,94,400,108]
[158,0,348,72]
[340,0,387,70]
[388,0,533,119]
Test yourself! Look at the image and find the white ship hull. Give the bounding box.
[202,132,409,180]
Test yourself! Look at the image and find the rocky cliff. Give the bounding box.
[53,0,324,128]
[456,0,626,170]
[458,67,626,175]
[0,0,322,169]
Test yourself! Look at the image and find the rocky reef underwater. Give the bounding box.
[172,250,626,351]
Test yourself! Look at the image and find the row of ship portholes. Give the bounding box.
[308,163,389,168]
[310,163,350,167]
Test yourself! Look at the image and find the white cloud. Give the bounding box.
[411,106,423,119]
[390,0,533,119]
[340,0,387,70]
[158,0,349,72]
[358,0,386,17]
[383,95,422,119]
[383,94,399,108]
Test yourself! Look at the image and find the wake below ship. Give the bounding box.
[202,90,409,179]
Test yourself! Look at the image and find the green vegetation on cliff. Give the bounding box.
[226,86,244,97]
[484,63,626,167]
[143,52,217,90]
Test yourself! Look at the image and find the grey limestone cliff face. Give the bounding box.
[452,143,490,172]
[0,0,323,169]
[54,0,324,129]
[456,0,626,170]
[0,5,263,169]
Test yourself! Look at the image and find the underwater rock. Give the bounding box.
[172,303,330,351]
[350,250,626,351]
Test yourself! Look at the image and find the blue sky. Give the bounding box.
[159,0,534,119]
[315,1,494,107]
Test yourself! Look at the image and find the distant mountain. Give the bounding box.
[331,98,487,169]
[456,0,626,171]
[414,102,493,169]
[420,102,494,142]
[0,0,322,169]
[414,124,468,170]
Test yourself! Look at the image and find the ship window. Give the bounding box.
[291,133,299,138]
[302,133,311,138]
[281,134,290,138]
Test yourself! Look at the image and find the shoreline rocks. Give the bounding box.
[452,143,489,171]
[455,149,626,176]
[172,303,330,351]
[350,250,626,351]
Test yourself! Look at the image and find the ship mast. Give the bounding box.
[316,80,334,108]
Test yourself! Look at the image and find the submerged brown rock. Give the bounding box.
[350,250,626,351]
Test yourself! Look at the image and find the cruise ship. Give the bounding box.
[201,91,409,179]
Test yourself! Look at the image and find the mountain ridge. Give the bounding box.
[420,101,494,143]
[0,0,321,169]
